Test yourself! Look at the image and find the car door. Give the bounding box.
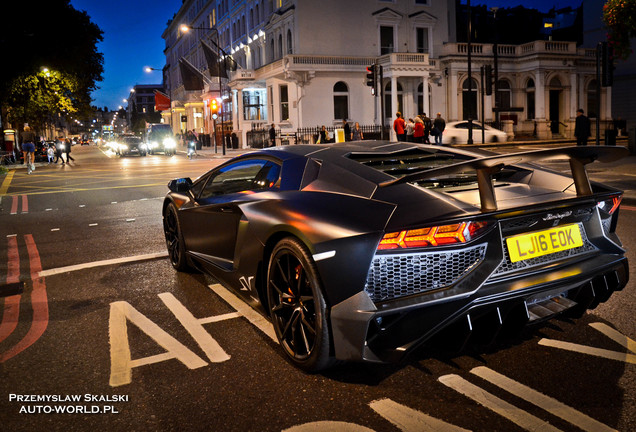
[181,158,281,271]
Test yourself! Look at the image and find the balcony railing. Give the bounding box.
[443,40,579,58]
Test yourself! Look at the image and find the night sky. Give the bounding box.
[70,0,584,111]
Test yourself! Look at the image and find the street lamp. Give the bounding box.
[145,65,172,128]
[179,23,228,155]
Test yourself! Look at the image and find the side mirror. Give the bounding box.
[168,177,193,193]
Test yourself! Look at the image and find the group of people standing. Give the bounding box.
[394,112,446,145]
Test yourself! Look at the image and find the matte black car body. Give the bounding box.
[162,142,629,369]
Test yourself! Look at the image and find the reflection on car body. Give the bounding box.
[162,141,629,371]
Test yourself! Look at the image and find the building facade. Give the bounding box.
[162,0,612,146]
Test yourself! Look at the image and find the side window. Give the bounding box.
[198,159,281,200]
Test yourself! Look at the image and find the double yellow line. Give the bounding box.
[0,171,15,196]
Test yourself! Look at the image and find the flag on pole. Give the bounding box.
[178,58,205,91]
[201,40,228,79]
[154,90,171,111]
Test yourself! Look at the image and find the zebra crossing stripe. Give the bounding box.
[470,367,617,432]
[438,374,563,432]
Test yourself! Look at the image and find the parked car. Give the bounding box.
[115,136,147,157]
[442,121,509,145]
[162,142,628,371]
[18,141,49,163]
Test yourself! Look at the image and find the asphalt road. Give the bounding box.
[0,144,634,432]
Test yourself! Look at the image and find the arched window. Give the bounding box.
[384,82,403,119]
[278,34,283,58]
[587,80,598,118]
[249,9,253,30]
[333,81,349,120]
[496,79,511,110]
[287,30,293,54]
[526,78,535,120]
[270,38,275,62]
[462,78,478,120]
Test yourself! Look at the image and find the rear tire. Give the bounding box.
[267,237,334,371]
[163,203,192,271]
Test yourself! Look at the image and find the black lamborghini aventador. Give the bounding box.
[162,142,629,371]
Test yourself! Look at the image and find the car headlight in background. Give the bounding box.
[163,137,177,148]
[140,144,148,150]
[119,144,129,151]
[149,141,158,149]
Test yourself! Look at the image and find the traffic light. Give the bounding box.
[366,64,376,95]
[210,98,219,119]
[601,41,614,87]
[484,65,493,95]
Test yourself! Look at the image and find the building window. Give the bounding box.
[280,85,289,121]
[415,0,428,4]
[416,28,429,53]
[287,30,293,54]
[384,81,403,119]
[496,80,511,110]
[333,81,349,120]
[270,38,275,62]
[243,89,267,121]
[380,26,394,55]
[587,79,598,119]
[278,34,283,58]
[526,79,535,120]
[462,78,478,120]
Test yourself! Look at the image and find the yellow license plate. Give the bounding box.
[506,223,584,263]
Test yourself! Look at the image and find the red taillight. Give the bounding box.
[378,221,491,250]
[597,194,622,215]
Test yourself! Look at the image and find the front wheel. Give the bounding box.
[267,238,334,371]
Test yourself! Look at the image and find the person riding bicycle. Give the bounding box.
[20,125,36,174]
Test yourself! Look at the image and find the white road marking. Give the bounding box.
[538,339,636,364]
[158,292,231,363]
[89,223,98,227]
[283,422,375,432]
[38,251,168,277]
[45,208,52,211]
[471,367,616,432]
[109,301,207,387]
[438,374,562,432]
[369,398,470,432]
[6,234,17,238]
[126,218,136,222]
[589,322,636,353]
[111,201,117,204]
[79,204,85,208]
[208,283,278,343]
[51,228,60,232]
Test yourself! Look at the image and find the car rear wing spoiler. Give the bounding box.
[378,146,629,212]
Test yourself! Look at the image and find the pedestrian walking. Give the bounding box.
[343,120,351,142]
[65,138,75,163]
[318,125,330,144]
[393,112,406,142]
[406,118,415,142]
[574,109,591,146]
[421,113,432,144]
[268,124,276,147]
[351,122,364,141]
[413,117,424,143]
[47,144,55,164]
[55,139,66,164]
[432,112,446,145]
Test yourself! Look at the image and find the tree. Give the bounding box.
[5,69,78,131]
[603,0,636,60]
[0,0,104,130]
